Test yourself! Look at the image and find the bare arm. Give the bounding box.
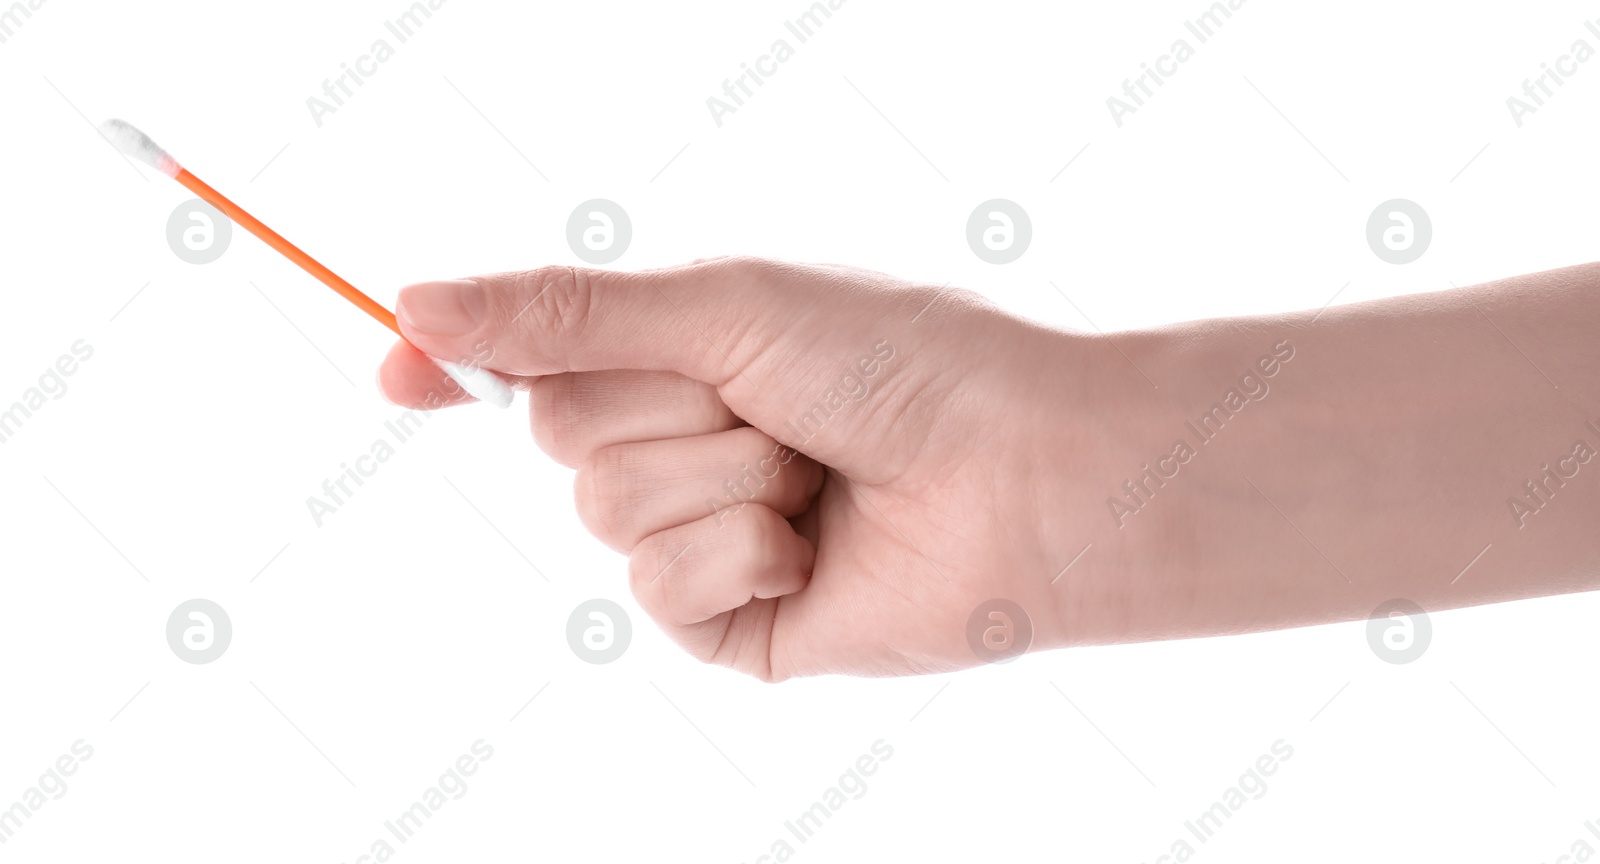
[1059,262,1600,646]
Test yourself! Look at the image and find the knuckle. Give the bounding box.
[941,285,993,312]
[573,446,634,547]
[508,266,592,343]
[656,558,694,623]
[728,503,787,575]
[528,375,585,468]
[626,540,664,598]
[713,255,778,282]
[628,532,693,617]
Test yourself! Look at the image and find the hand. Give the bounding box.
[378,258,1101,680]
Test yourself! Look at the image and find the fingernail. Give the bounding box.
[397,280,485,336]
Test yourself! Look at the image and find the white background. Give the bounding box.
[2,0,1598,861]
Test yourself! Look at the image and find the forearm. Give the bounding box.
[1081,263,1600,643]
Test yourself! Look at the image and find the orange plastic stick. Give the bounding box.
[174,168,402,337]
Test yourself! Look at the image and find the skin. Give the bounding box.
[378,257,1600,682]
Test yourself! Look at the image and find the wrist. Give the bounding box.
[1028,319,1306,650]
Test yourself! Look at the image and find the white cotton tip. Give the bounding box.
[433,358,514,409]
[98,118,180,177]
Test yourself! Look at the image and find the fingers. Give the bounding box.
[575,427,823,552]
[392,258,960,477]
[629,503,814,672]
[529,370,741,468]
[390,256,1027,483]
[377,340,483,409]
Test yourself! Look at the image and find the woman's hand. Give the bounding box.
[380,256,1600,681]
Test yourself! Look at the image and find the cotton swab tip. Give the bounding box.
[99,118,179,177]
[433,358,514,409]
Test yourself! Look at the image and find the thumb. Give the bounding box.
[395,258,992,479]
[397,258,765,383]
